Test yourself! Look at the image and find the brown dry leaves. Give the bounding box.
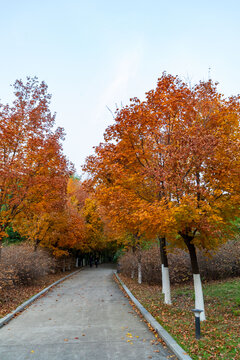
[0,270,75,318]
[117,274,240,360]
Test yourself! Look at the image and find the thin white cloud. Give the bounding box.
[96,43,143,123]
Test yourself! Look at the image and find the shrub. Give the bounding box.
[198,240,240,281]
[0,243,55,288]
[119,240,240,284]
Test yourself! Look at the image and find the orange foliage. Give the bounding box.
[0,77,73,260]
[84,73,240,269]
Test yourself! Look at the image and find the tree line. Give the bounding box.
[1,74,239,322]
[0,77,109,265]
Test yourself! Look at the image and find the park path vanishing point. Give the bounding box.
[0,265,176,360]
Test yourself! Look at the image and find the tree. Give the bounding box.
[84,74,188,302]
[84,73,240,318]
[15,177,90,258]
[0,77,72,261]
[164,79,240,320]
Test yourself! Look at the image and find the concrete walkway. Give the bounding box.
[0,265,175,360]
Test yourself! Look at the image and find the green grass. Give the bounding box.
[119,275,240,360]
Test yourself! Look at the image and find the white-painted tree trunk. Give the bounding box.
[131,269,135,279]
[75,258,79,267]
[193,274,206,321]
[138,262,142,284]
[83,258,85,266]
[161,264,165,294]
[163,266,171,305]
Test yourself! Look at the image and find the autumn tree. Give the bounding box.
[83,74,190,301]
[164,79,240,319]
[84,73,240,317]
[15,177,89,258]
[0,77,72,261]
[32,177,107,260]
[65,177,90,255]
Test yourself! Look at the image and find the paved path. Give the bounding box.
[0,265,175,360]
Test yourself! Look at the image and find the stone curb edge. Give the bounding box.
[114,272,192,360]
[0,268,83,329]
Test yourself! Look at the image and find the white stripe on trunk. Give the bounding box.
[163,266,171,305]
[138,262,142,284]
[162,264,165,294]
[131,269,135,279]
[193,274,206,321]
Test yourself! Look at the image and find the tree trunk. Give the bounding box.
[62,258,66,272]
[161,264,165,294]
[183,235,206,321]
[137,250,142,284]
[159,237,168,267]
[158,237,171,305]
[131,245,136,279]
[138,261,142,284]
[131,269,135,279]
[34,239,40,252]
[163,266,171,304]
[0,226,6,263]
[0,239,2,263]
[159,237,167,293]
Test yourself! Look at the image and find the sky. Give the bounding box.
[1,0,240,175]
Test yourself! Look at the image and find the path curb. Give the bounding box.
[114,272,192,360]
[0,268,83,329]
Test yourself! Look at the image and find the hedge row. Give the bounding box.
[119,240,240,284]
[0,244,56,289]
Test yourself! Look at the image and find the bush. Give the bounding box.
[198,240,240,281]
[119,240,240,284]
[0,243,55,288]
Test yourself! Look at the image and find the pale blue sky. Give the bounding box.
[1,0,240,174]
